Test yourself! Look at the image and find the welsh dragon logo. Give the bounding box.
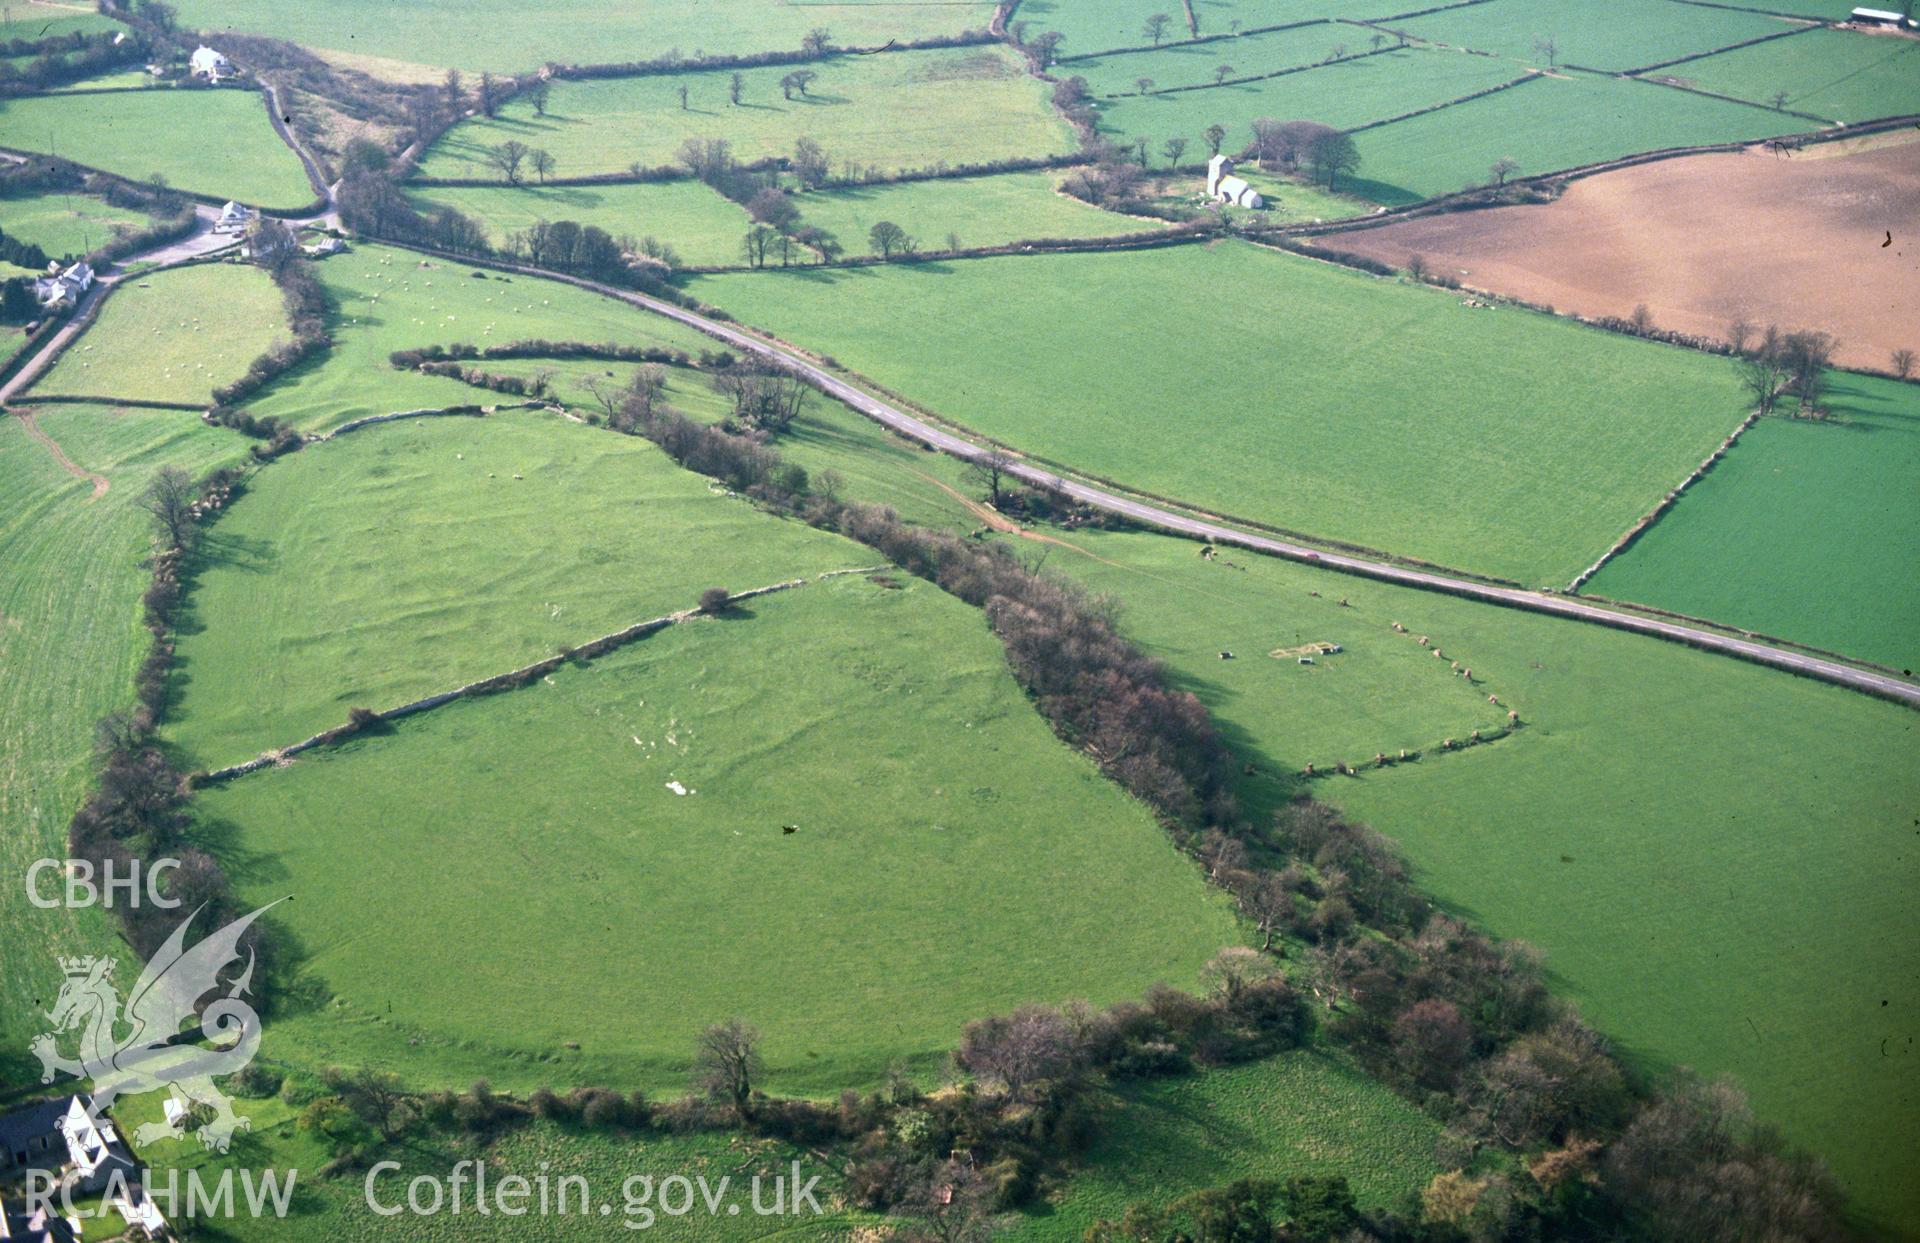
[31,902,279,1152]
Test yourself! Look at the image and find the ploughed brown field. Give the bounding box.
[1330,134,1920,372]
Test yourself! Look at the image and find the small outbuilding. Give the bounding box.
[1849,6,1916,26]
[1206,154,1265,210]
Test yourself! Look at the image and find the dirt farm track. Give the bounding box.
[1332,133,1920,372]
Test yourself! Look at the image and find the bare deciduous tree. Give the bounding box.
[487,139,529,184]
[868,219,910,257]
[897,1160,996,1243]
[140,466,197,549]
[1161,135,1188,167]
[1306,129,1360,190]
[1490,156,1520,185]
[693,1019,762,1117]
[956,1004,1071,1099]
[1893,347,1915,381]
[713,360,810,432]
[965,446,1015,507]
[1203,123,1227,155]
[1143,12,1172,45]
[728,71,744,105]
[742,223,778,268]
[581,372,623,419]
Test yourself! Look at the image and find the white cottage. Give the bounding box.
[1206,154,1264,209]
[215,200,256,234]
[31,261,93,310]
[189,45,232,79]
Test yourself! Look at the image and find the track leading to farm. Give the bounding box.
[8,408,107,499]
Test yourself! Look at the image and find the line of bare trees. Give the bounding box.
[1729,319,1838,417]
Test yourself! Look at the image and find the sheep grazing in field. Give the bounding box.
[1462,668,1471,681]
[1303,762,1315,776]
[1508,710,1519,722]
[1418,635,1429,646]
[1392,622,1405,632]
[1433,649,1443,659]
[1488,693,1499,704]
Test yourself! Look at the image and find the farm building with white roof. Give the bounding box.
[1207,155,1264,209]
[189,45,233,79]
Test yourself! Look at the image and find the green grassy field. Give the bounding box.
[0,190,155,267]
[1351,72,1810,202]
[164,410,864,770]
[1667,27,1920,124]
[1587,373,1920,671]
[422,44,1082,179]
[1066,21,1356,96]
[162,0,997,74]
[1091,47,1523,161]
[195,574,1239,1094]
[241,241,715,430]
[0,88,315,207]
[46,68,162,93]
[790,170,1150,254]
[1005,1053,1441,1238]
[408,179,751,268]
[999,526,1511,784]
[0,404,246,1083]
[689,241,1753,586]
[33,261,288,404]
[1394,0,1798,71]
[1026,0,1285,57]
[0,9,121,42]
[476,355,735,421]
[996,522,1920,1236]
[417,46,1074,180]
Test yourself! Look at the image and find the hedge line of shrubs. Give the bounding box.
[66,463,284,979]
[209,256,332,407]
[551,30,994,82]
[389,339,692,368]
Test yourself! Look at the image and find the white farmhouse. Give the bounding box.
[31,261,94,310]
[189,45,232,79]
[215,200,256,234]
[1206,154,1264,209]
